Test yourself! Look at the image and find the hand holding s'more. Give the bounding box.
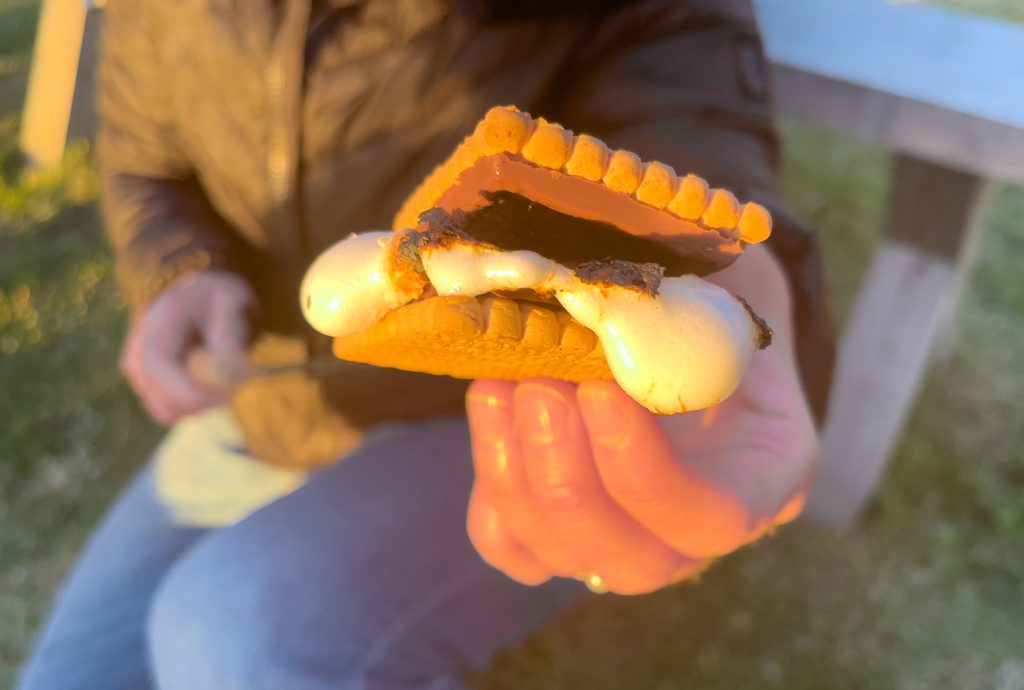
[299,107,816,594]
[301,106,773,415]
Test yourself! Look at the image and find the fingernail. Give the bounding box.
[516,384,569,444]
[467,392,512,434]
[581,386,631,449]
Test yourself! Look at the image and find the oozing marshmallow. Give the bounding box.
[301,231,762,414]
[419,243,567,295]
[300,231,421,337]
[555,278,756,413]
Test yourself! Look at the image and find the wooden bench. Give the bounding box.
[21,0,1024,526]
[756,0,1024,525]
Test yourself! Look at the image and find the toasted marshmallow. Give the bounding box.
[302,230,763,414]
[300,231,419,337]
[555,277,757,413]
[420,243,566,296]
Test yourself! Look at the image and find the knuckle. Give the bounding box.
[228,282,255,303]
[139,347,164,378]
[531,480,589,517]
[211,273,251,300]
[479,470,522,508]
[146,402,175,426]
[119,350,136,378]
[147,295,173,318]
[602,470,658,511]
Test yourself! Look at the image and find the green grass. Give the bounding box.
[2,1,1023,688]
[928,0,1024,23]
[0,148,159,688]
[0,3,161,686]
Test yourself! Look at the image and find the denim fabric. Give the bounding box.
[18,417,586,689]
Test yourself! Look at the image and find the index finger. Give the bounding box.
[466,380,584,577]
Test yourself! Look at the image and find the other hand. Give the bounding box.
[120,270,256,425]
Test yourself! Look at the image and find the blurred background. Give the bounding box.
[1,0,1022,688]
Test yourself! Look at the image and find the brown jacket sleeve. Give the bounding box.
[550,0,836,423]
[98,0,244,312]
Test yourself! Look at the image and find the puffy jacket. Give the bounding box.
[98,0,835,466]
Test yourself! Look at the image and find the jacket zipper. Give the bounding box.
[266,58,289,203]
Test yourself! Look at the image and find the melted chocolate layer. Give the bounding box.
[430,154,742,276]
[454,192,707,277]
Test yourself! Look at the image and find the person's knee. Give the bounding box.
[145,537,474,690]
[147,550,252,689]
[146,535,354,690]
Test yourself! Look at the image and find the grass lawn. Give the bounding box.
[2,1,1022,688]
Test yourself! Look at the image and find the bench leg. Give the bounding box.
[19,0,96,168]
[805,155,990,526]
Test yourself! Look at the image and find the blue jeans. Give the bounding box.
[18,417,585,689]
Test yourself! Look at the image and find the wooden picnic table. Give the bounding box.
[757,0,1024,524]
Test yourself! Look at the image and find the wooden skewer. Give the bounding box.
[186,350,356,392]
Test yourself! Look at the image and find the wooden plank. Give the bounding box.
[806,155,991,525]
[888,157,993,363]
[894,159,994,363]
[769,65,1024,187]
[19,0,89,168]
[806,243,955,525]
[755,0,1024,186]
[887,155,990,260]
[756,0,1024,128]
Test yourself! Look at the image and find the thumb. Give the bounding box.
[203,289,253,352]
[186,348,253,392]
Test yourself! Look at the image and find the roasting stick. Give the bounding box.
[186,349,355,392]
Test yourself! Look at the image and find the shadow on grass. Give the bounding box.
[470,527,890,690]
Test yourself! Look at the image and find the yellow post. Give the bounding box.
[19,0,93,169]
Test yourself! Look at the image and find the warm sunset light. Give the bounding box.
[5,0,1021,688]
